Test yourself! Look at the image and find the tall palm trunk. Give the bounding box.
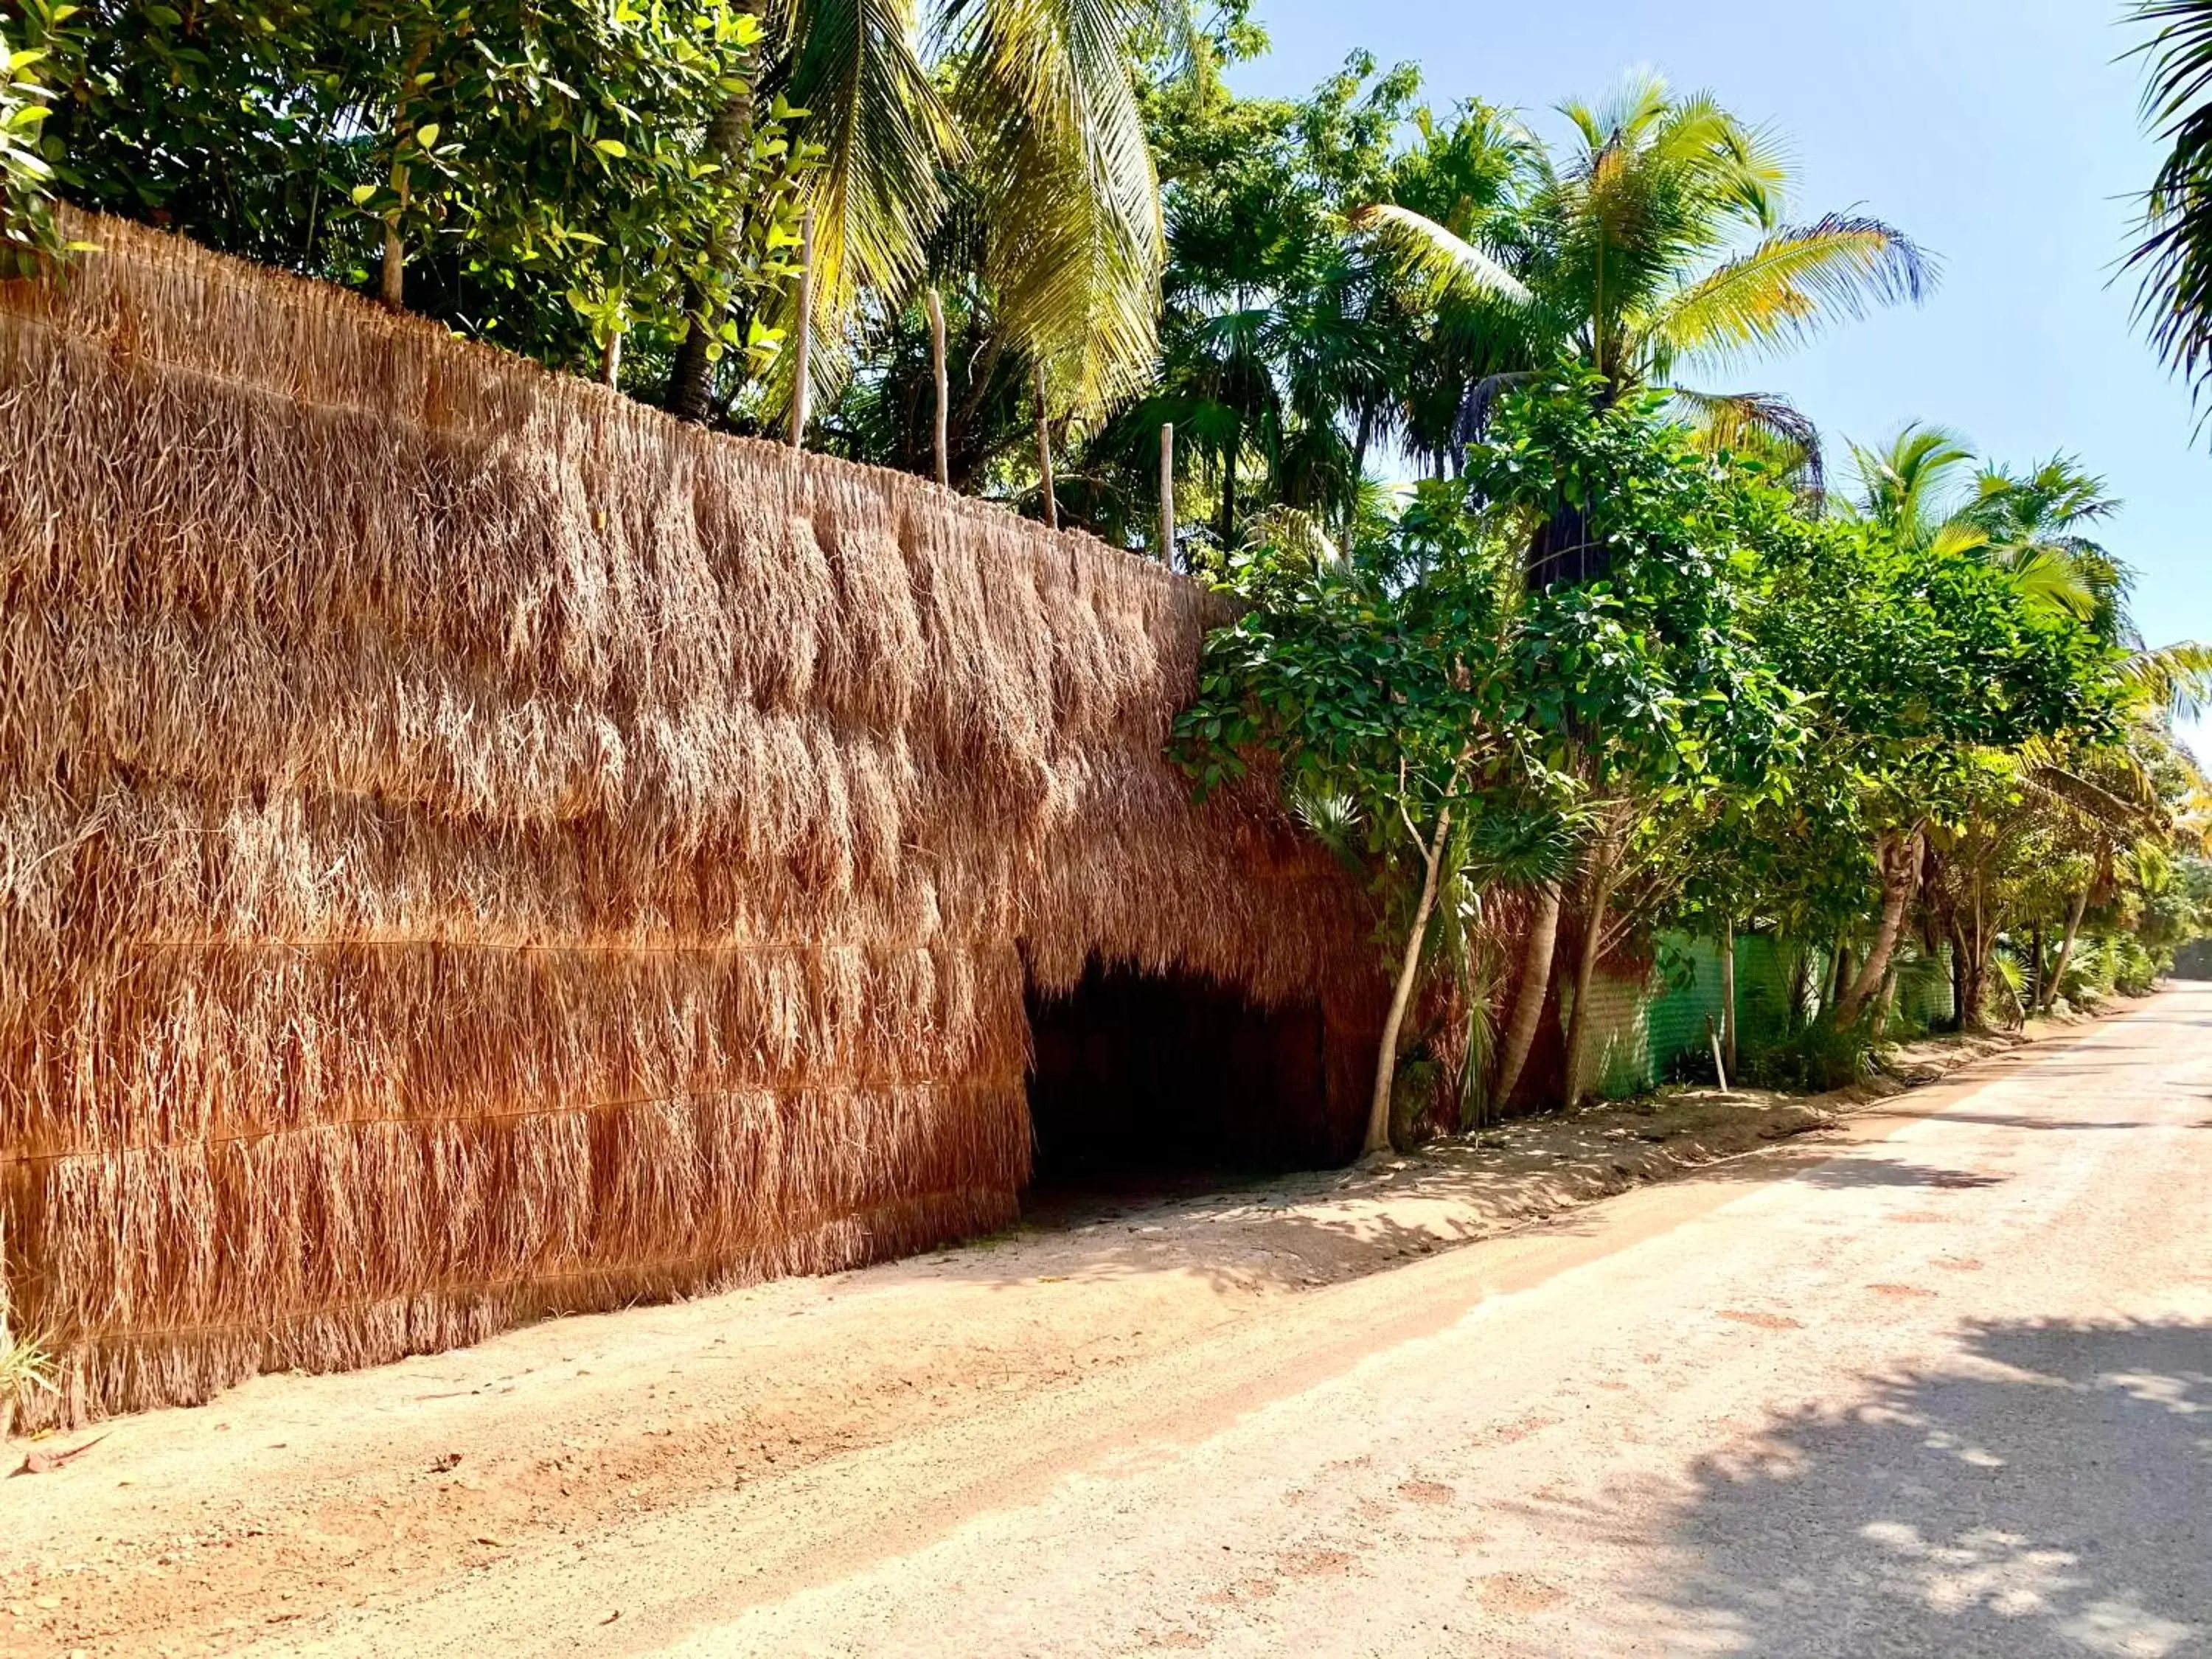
[1835,827,1922,1026]
[1492,883,1561,1110]
[2043,887,2090,1013]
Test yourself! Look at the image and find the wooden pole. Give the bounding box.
[1034,361,1058,530]
[380,223,405,310]
[1158,422,1175,564]
[788,208,815,449]
[1719,917,1737,1078]
[926,288,949,487]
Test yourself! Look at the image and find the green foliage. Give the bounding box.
[0,0,76,276]
[41,0,815,383]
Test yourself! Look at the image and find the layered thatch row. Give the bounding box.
[0,212,1382,1428]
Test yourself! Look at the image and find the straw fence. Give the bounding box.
[0,212,1382,1429]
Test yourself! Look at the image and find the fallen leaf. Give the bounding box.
[12,1436,107,1477]
[1716,1310,1803,1331]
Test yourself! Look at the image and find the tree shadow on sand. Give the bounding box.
[1642,1318,2211,1656]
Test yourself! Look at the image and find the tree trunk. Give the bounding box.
[599,330,623,388]
[1871,957,1902,1040]
[927,289,950,487]
[1948,921,1968,1032]
[1034,360,1057,529]
[1719,917,1737,1079]
[380,222,405,309]
[1834,827,1921,1026]
[1961,932,1992,1033]
[1559,865,1619,1110]
[2028,922,2045,1015]
[2044,886,2090,1013]
[787,209,815,447]
[1366,806,1453,1158]
[1215,424,1238,549]
[1158,423,1175,563]
[1492,883,1561,1110]
[667,86,757,423]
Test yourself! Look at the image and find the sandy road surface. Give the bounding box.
[8,992,2209,1657]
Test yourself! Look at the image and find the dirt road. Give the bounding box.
[8,991,2209,1657]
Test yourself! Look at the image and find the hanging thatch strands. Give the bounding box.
[927,288,950,489]
[0,212,1382,1430]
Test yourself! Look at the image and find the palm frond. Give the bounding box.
[1665,386,1824,492]
[779,0,961,312]
[1349,202,1533,307]
[2118,638,2212,720]
[1642,214,1935,367]
[2127,0,2212,415]
[944,0,1169,409]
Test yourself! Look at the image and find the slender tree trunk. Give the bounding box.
[1366,806,1453,1158]
[1349,404,1374,543]
[1216,423,1238,548]
[2044,886,2090,1013]
[2028,922,2045,1015]
[1158,424,1175,564]
[667,86,757,423]
[599,330,623,388]
[1034,360,1057,529]
[1863,953,1902,1040]
[1949,921,1968,1032]
[1836,827,1921,1026]
[1492,883,1561,1110]
[1560,863,1620,1110]
[787,209,815,448]
[380,222,405,309]
[927,289,950,487]
[1719,917,1738,1079]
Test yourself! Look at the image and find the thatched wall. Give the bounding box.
[0,212,1382,1429]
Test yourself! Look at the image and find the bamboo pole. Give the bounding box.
[1158,422,1175,564]
[1034,361,1057,530]
[926,288,949,487]
[788,209,815,449]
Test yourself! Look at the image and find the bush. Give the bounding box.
[1739,1014,1874,1093]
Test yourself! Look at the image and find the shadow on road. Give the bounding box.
[1645,1318,2212,1655]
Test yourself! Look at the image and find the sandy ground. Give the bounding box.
[4,995,2204,1658]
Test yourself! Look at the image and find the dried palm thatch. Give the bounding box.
[0,212,1382,1430]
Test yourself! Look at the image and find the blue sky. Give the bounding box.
[1232,1,2209,681]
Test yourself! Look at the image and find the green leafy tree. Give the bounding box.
[41,0,815,389]
[1172,481,1564,1155]
[1463,377,1806,1107]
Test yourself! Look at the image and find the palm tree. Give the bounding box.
[1368,74,1935,481]
[2128,0,2212,417]
[676,0,1182,425]
[1842,431,2128,629]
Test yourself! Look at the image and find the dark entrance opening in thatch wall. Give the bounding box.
[1023,960,1344,1192]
